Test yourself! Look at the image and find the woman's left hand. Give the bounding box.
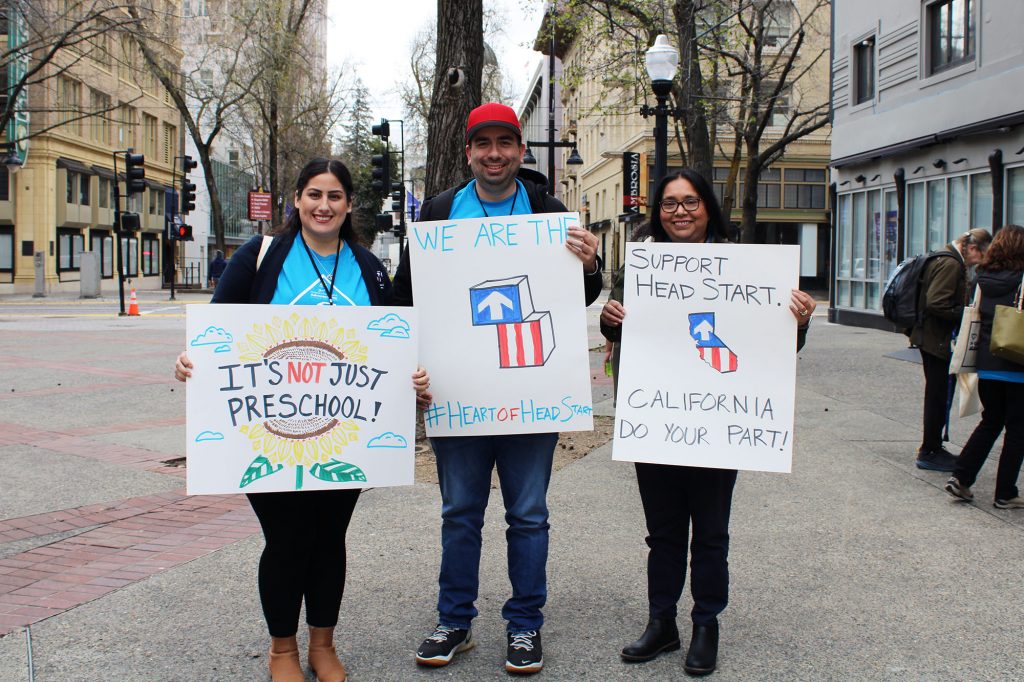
[789,289,816,325]
[566,226,599,272]
[412,365,432,408]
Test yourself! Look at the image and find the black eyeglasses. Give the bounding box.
[659,197,702,212]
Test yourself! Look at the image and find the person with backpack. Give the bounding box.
[392,102,603,675]
[174,158,432,682]
[911,228,991,471]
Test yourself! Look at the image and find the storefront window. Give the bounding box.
[971,173,992,229]
[1008,167,1024,225]
[927,180,946,250]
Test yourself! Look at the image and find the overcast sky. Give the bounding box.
[323,0,546,122]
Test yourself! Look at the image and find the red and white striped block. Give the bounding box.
[496,312,556,368]
[697,345,738,373]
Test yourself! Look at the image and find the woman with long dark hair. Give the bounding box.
[945,224,1024,509]
[600,169,815,676]
[174,158,430,682]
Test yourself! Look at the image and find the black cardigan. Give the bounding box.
[212,230,392,305]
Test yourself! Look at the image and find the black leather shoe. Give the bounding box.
[620,618,680,662]
[683,620,718,676]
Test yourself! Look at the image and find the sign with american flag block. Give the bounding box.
[613,242,799,473]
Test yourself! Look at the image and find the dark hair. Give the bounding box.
[648,169,732,243]
[979,224,1024,272]
[274,157,359,244]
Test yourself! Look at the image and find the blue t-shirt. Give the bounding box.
[449,179,532,218]
[978,369,1024,384]
[270,238,371,306]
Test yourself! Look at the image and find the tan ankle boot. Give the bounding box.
[268,635,305,682]
[308,626,347,682]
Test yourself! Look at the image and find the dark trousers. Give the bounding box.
[953,378,1024,501]
[920,349,950,453]
[247,488,360,637]
[635,463,738,625]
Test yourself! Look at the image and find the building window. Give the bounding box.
[0,166,9,202]
[141,234,159,276]
[228,149,240,168]
[928,0,974,75]
[163,123,175,164]
[57,228,85,272]
[143,114,158,158]
[835,189,886,311]
[0,226,12,272]
[763,81,791,128]
[971,172,992,229]
[1008,167,1024,226]
[853,37,875,105]
[783,168,827,209]
[66,172,76,204]
[149,189,159,215]
[57,76,82,134]
[80,173,90,206]
[90,230,114,278]
[120,235,138,277]
[763,1,793,47]
[99,177,111,208]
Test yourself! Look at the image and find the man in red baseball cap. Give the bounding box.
[392,102,603,675]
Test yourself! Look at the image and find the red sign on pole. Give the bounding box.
[248,191,273,221]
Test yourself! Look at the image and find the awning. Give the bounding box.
[91,165,116,180]
[56,157,92,174]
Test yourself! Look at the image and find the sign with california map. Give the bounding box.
[613,243,799,473]
[408,212,594,437]
[185,304,418,494]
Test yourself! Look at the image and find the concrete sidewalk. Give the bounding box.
[0,299,1022,680]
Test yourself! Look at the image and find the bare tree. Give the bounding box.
[129,1,264,253]
[1,1,145,145]
[557,0,829,240]
[424,0,484,197]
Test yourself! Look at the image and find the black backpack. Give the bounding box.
[882,251,958,331]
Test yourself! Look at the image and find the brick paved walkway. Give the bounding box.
[0,491,257,636]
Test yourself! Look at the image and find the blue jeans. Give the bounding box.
[431,432,557,633]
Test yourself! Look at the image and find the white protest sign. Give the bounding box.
[409,212,594,436]
[185,304,418,494]
[613,243,799,473]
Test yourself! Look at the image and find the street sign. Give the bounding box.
[248,191,272,221]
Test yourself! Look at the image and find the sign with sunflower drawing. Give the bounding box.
[185,304,418,494]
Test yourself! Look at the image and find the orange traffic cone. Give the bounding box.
[128,286,140,316]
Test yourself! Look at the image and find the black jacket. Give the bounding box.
[391,168,603,306]
[212,230,392,305]
[974,268,1024,372]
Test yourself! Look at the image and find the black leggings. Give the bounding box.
[247,489,360,637]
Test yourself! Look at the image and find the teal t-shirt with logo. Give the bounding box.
[269,237,371,306]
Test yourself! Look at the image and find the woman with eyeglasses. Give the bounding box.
[600,169,815,676]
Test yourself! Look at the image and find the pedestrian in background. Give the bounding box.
[911,228,991,471]
[945,224,1024,509]
[208,249,227,289]
[600,169,815,677]
[174,157,431,682]
[393,102,603,675]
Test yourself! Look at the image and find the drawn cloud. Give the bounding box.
[195,430,225,442]
[367,313,411,339]
[190,326,234,353]
[367,432,408,449]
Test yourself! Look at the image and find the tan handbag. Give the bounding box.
[990,274,1024,366]
[949,285,981,374]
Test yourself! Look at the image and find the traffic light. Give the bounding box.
[371,119,390,140]
[181,155,197,214]
[390,182,404,213]
[124,151,145,196]
[120,212,140,232]
[177,223,193,241]
[371,153,389,195]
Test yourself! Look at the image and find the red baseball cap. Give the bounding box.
[466,102,522,143]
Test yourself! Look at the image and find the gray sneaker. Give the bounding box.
[944,477,973,501]
[993,496,1024,509]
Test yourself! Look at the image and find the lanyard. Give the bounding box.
[477,181,521,217]
[298,231,342,305]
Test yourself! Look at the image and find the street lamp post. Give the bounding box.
[640,34,681,186]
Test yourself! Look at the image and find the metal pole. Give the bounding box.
[113,151,126,316]
[653,93,668,187]
[547,22,556,193]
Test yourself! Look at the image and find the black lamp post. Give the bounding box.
[522,14,583,193]
[0,141,24,172]
[639,34,680,186]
